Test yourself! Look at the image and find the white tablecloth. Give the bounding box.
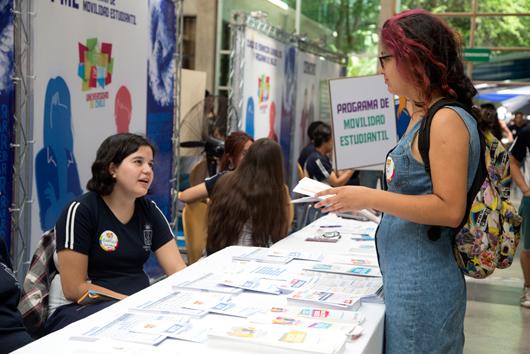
[15,214,384,354]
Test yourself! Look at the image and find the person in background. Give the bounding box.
[304,123,354,186]
[508,111,527,140]
[45,133,186,334]
[178,131,253,204]
[480,103,512,144]
[316,10,481,353]
[0,239,33,351]
[508,124,530,308]
[298,120,325,169]
[206,138,290,255]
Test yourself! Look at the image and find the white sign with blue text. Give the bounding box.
[328,75,397,170]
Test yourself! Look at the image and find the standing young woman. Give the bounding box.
[316,10,481,353]
[178,131,253,203]
[206,138,290,254]
[46,133,186,333]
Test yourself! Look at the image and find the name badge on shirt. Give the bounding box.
[143,224,153,251]
[99,230,119,252]
[386,156,395,183]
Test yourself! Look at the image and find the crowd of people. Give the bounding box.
[2,8,530,354]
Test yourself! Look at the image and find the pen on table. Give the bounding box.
[319,225,342,228]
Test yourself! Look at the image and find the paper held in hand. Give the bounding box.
[291,177,381,223]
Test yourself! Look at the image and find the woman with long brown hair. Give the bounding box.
[206,138,290,254]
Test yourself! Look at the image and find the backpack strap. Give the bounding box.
[417,98,486,241]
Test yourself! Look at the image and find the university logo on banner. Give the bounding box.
[77,38,114,108]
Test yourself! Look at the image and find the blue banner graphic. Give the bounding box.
[0,0,14,249]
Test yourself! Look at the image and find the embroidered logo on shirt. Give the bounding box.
[143,224,153,251]
[99,230,119,252]
[386,156,395,183]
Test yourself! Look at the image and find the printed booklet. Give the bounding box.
[209,323,347,354]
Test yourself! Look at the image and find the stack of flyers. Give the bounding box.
[133,291,230,318]
[268,249,324,262]
[277,275,314,294]
[321,254,380,268]
[208,323,347,354]
[233,248,294,264]
[173,272,243,295]
[129,316,209,343]
[287,289,362,309]
[305,263,382,277]
[297,271,383,299]
[219,275,283,295]
[208,301,263,318]
[249,306,364,335]
[79,313,169,345]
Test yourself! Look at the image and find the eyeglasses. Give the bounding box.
[320,231,341,239]
[378,54,393,69]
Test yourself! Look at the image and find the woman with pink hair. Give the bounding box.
[316,10,482,353]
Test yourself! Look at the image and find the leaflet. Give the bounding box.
[268,249,324,262]
[262,305,365,324]
[208,301,263,318]
[298,271,383,298]
[133,291,217,318]
[130,317,208,343]
[80,313,168,346]
[321,254,380,268]
[220,275,282,295]
[287,289,362,309]
[248,313,356,334]
[173,272,243,295]
[209,323,347,354]
[232,248,294,264]
[305,263,382,277]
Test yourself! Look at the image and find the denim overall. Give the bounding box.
[376,106,480,354]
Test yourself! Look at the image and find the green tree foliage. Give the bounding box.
[286,0,530,75]
[401,0,530,48]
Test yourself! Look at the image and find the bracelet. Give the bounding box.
[522,188,530,194]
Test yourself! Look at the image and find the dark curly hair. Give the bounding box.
[381,9,482,127]
[87,133,155,195]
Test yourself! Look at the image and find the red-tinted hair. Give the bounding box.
[381,9,477,109]
[218,131,253,171]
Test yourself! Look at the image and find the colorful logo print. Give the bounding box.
[78,38,114,91]
[257,74,270,104]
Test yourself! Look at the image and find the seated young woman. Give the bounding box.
[178,131,253,203]
[45,133,186,334]
[206,138,291,255]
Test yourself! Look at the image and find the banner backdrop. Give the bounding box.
[292,51,319,170]
[31,0,148,250]
[241,28,286,143]
[146,0,175,218]
[0,0,14,248]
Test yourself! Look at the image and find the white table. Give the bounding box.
[15,214,384,354]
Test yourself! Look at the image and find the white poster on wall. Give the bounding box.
[241,28,286,141]
[328,75,397,170]
[31,0,148,250]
